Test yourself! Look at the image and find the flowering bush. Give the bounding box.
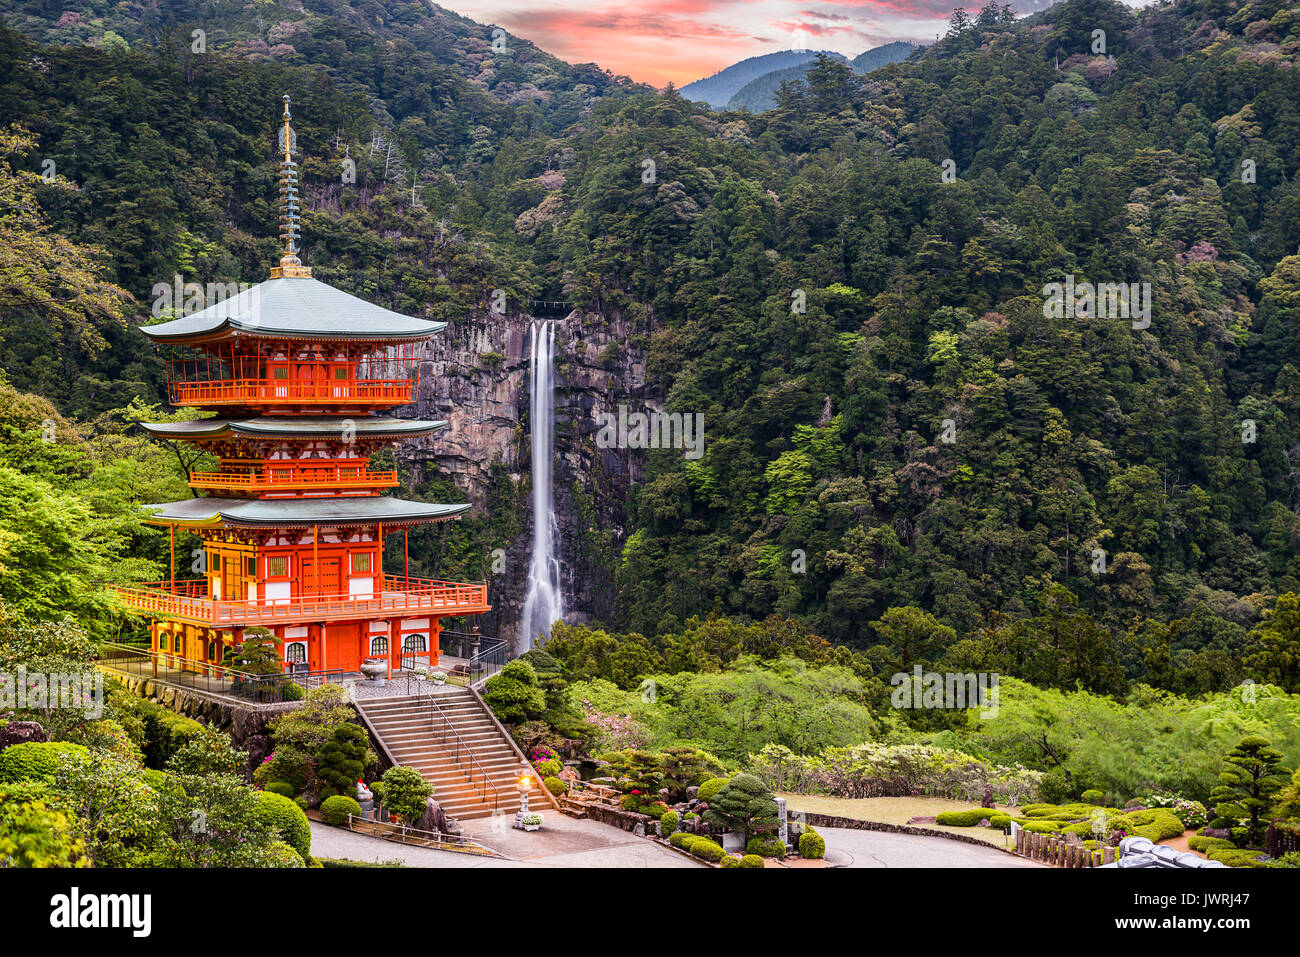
[580,703,651,752]
[1139,794,1209,830]
[748,743,1042,805]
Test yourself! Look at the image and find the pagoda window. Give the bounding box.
[370,636,389,656]
[403,634,426,653]
[246,557,256,578]
[207,641,217,662]
[352,553,372,574]
[286,642,307,664]
[268,556,289,578]
[211,553,222,572]
[271,366,289,380]
[333,366,349,380]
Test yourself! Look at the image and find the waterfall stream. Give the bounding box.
[519,319,565,651]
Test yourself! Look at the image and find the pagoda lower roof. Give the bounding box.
[142,496,469,529]
[139,416,446,441]
[140,277,446,343]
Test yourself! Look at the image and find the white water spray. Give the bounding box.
[520,319,564,651]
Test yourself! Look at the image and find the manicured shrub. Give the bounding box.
[720,854,741,868]
[669,831,690,849]
[253,750,309,793]
[798,830,826,859]
[0,742,89,782]
[1080,789,1104,805]
[544,775,566,796]
[661,810,680,835]
[739,854,765,868]
[689,838,726,863]
[380,766,433,823]
[482,660,546,723]
[935,808,993,826]
[320,794,362,826]
[263,781,295,798]
[697,777,730,805]
[988,813,1012,829]
[317,723,370,800]
[746,836,786,858]
[1017,820,1061,834]
[535,758,562,777]
[1207,848,1267,868]
[1188,835,1235,853]
[254,790,312,861]
[265,840,305,868]
[293,796,310,812]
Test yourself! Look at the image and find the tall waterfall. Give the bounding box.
[519,319,564,652]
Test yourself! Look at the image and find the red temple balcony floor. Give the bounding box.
[109,576,490,627]
[170,378,414,407]
[188,465,399,495]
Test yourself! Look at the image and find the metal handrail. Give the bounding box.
[425,692,500,813]
[95,640,343,703]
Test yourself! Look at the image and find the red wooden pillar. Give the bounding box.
[169,525,176,592]
[403,527,409,581]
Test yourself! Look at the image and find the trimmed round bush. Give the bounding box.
[0,742,90,783]
[265,840,305,868]
[1189,835,1235,853]
[798,830,826,859]
[935,808,993,826]
[293,795,311,812]
[535,758,562,777]
[1017,820,1061,834]
[544,776,566,796]
[254,789,312,861]
[739,854,765,868]
[320,794,363,826]
[720,854,741,868]
[988,812,1012,829]
[1081,789,1104,805]
[1207,847,1267,868]
[263,781,295,798]
[669,831,690,849]
[746,836,786,858]
[661,810,680,835]
[697,777,730,805]
[689,838,726,863]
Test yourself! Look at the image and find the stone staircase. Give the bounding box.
[356,688,552,822]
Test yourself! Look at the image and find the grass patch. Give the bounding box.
[778,794,1019,848]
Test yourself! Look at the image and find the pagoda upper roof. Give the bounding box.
[142,495,469,529]
[140,277,447,343]
[139,416,446,441]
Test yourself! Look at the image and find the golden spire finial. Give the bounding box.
[271,93,311,279]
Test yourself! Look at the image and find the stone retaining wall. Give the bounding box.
[110,673,300,745]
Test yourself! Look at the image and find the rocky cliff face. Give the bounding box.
[399,309,654,646]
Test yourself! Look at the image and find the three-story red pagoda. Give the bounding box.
[113,97,488,677]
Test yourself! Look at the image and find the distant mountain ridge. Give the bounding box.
[679,49,834,109]
[686,41,920,113]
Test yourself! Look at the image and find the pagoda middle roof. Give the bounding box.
[139,416,447,441]
[142,496,469,529]
[140,277,447,343]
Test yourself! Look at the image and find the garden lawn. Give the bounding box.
[778,794,1020,848]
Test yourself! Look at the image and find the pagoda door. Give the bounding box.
[302,557,341,597]
[324,623,361,673]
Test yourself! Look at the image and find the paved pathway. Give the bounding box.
[819,826,1044,868]
[309,815,699,868]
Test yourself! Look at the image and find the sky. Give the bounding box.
[442,0,1040,87]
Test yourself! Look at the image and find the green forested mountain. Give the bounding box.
[727,41,918,113]
[3,0,1300,700]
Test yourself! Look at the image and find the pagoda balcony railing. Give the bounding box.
[109,576,490,626]
[170,378,414,407]
[188,465,399,494]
